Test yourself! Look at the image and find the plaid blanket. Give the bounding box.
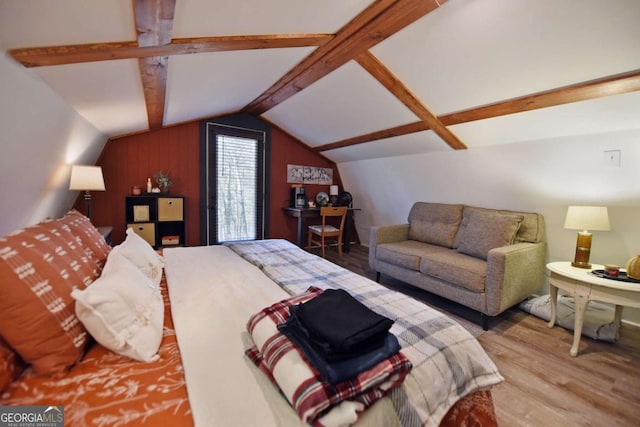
[245,287,413,426]
[226,239,504,427]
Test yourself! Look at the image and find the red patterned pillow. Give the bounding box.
[0,336,25,392]
[0,223,99,375]
[56,209,111,271]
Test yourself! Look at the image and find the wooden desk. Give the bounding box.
[283,207,359,252]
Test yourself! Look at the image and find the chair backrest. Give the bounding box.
[320,206,347,231]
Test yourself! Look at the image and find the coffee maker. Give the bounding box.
[290,187,306,208]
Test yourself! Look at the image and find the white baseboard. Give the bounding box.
[622,319,640,328]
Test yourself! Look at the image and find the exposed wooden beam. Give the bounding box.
[315,68,640,152]
[356,51,466,150]
[171,34,333,53]
[243,0,446,115]
[9,35,333,68]
[137,56,168,129]
[441,68,640,126]
[134,0,175,130]
[314,122,430,153]
[242,0,399,115]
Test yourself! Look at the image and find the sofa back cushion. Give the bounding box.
[408,203,464,248]
[454,206,545,247]
[456,209,524,260]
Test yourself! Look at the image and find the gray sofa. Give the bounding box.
[369,202,546,329]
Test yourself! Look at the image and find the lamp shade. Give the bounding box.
[329,185,339,196]
[564,206,610,231]
[69,165,105,191]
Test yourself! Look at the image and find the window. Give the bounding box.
[200,115,270,245]
[215,134,259,242]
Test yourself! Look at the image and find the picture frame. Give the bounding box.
[133,205,150,222]
[287,164,333,185]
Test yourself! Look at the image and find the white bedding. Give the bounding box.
[163,245,291,426]
[164,241,502,427]
[163,245,400,427]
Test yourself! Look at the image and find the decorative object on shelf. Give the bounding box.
[315,192,329,207]
[146,178,152,193]
[69,165,106,222]
[161,235,180,246]
[329,185,339,206]
[564,206,610,269]
[133,205,150,222]
[337,191,353,208]
[153,171,172,193]
[626,254,640,280]
[131,186,142,196]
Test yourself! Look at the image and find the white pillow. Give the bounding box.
[71,250,164,362]
[117,227,164,286]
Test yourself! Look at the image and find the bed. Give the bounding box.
[0,210,502,426]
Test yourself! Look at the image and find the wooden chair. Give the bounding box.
[307,206,348,257]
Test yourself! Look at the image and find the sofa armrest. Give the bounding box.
[485,242,547,315]
[368,224,410,270]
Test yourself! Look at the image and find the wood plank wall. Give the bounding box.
[84,120,340,246]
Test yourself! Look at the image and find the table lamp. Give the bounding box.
[69,165,105,221]
[563,206,610,269]
[329,185,339,206]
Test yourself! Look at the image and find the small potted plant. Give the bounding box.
[154,171,172,193]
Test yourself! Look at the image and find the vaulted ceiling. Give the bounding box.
[2,0,639,163]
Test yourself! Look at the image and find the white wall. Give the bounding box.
[339,129,640,323]
[0,50,107,235]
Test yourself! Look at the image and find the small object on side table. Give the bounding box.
[604,264,620,277]
[626,254,640,280]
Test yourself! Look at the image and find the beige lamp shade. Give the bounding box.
[69,165,105,191]
[69,165,105,222]
[563,206,610,232]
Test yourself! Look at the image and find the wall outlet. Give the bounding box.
[603,149,621,168]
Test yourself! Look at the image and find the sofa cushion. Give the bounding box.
[408,203,463,248]
[420,250,488,293]
[454,206,543,246]
[456,210,524,260]
[376,240,451,271]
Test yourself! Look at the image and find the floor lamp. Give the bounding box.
[69,165,105,222]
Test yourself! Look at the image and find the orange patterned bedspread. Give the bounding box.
[0,274,193,427]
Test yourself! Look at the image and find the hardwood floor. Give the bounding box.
[319,244,640,427]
